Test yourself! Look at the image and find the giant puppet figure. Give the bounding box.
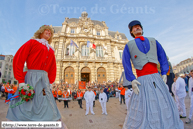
[6,25,67,128]
[122,20,184,129]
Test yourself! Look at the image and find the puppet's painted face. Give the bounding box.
[131,25,143,37]
[40,29,51,41]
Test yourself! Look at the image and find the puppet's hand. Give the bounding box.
[19,83,28,90]
[162,75,167,84]
[131,80,141,95]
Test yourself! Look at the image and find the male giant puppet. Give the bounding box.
[122,20,184,129]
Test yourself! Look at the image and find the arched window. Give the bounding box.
[5,64,8,70]
[81,45,89,56]
[119,50,123,59]
[66,44,75,56]
[4,71,7,78]
[96,46,103,57]
[97,31,100,36]
[9,65,12,71]
[71,29,75,34]
[8,72,11,78]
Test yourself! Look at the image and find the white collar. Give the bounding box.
[35,38,55,51]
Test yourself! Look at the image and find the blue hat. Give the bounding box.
[128,20,143,38]
[128,20,143,31]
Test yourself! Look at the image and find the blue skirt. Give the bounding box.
[123,73,184,129]
[6,70,61,121]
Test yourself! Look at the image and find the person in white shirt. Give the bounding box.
[99,88,107,115]
[115,86,119,98]
[171,78,180,111]
[84,87,95,115]
[175,73,187,118]
[117,85,121,102]
[125,87,133,110]
[186,70,193,124]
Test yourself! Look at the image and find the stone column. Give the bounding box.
[91,62,96,83]
[75,62,80,83]
[106,62,114,82]
[61,39,65,59]
[61,21,67,33]
[59,61,63,84]
[113,63,119,81]
[57,37,65,60]
[106,40,112,60]
[55,61,60,83]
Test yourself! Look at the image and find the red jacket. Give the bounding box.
[120,87,125,95]
[63,92,69,98]
[52,90,57,98]
[58,90,62,96]
[77,92,83,97]
[13,39,56,84]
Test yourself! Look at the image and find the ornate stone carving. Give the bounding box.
[84,61,88,66]
[81,11,88,18]
[69,22,77,27]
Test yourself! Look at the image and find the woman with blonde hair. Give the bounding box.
[6,25,67,128]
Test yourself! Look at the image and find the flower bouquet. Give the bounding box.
[19,84,35,102]
[5,84,35,108]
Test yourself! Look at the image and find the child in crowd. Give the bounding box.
[99,88,107,115]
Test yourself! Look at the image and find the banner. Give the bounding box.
[87,40,96,49]
[87,41,90,48]
[70,40,79,48]
[79,81,86,89]
[92,43,96,49]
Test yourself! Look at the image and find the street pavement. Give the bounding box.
[0,96,193,129]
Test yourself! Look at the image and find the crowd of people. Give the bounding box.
[0,80,133,116]
[51,82,117,101]
[1,71,193,121]
[0,83,18,100]
[171,70,193,124]
[1,70,193,127]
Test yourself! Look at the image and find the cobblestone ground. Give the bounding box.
[0,96,193,129]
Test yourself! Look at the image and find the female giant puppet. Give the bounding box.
[6,25,67,128]
[122,20,184,129]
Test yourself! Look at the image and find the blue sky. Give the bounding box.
[0,0,193,65]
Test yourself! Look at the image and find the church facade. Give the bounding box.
[50,12,136,84]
